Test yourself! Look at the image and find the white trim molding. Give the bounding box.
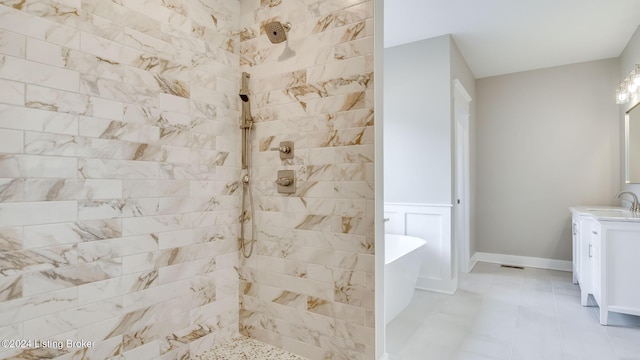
[385,203,456,294]
[416,277,457,295]
[473,252,572,272]
[468,252,479,272]
[453,78,472,102]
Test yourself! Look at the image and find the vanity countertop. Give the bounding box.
[570,206,640,222]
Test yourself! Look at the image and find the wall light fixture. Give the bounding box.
[617,64,640,104]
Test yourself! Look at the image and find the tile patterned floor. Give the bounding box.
[194,336,307,360]
[386,262,640,360]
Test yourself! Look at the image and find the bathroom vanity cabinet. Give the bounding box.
[570,207,640,325]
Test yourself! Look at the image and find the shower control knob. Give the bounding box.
[269,141,294,159]
[275,177,292,186]
[276,170,295,194]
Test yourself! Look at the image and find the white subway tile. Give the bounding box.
[158,258,212,285]
[0,201,77,227]
[80,32,142,66]
[0,79,24,106]
[55,0,81,8]
[121,280,190,312]
[0,324,22,351]
[156,93,189,113]
[22,259,122,296]
[76,234,159,263]
[121,251,158,275]
[78,158,159,179]
[122,214,191,236]
[122,104,162,124]
[78,117,160,142]
[23,179,122,201]
[307,57,366,84]
[123,179,189,198]
[0,154,77,178]
[25,37,67,67]
[0,129,23,152]
[121,339,160,360]
[0,275,22,302]
[0,55,80,92]
[88,96,123,120]
[0,6,80,49]
[26,84,89,115]
[0,104,78,135]
[77,270,158,306]
[0,287,78,327]
[158,229,196,249]
[77,198,158,220]
[24,132,123,159]
[22,298,122,340]
[23,219,122,249]
[0,226,23,251]
[0,29,25,58]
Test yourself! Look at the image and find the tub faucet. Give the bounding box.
[616,191,639,212]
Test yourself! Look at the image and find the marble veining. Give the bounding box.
[238,0,375,359]
[0,0,375,359]
[0,0,242,359]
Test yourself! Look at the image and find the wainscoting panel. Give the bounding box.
[384,203,455,294]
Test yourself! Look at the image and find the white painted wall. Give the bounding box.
[384,36,452,204]
[619,25,640,196]
[476,59,620,261]
[384,35,477,280]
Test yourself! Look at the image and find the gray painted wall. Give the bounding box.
[476,59,620,261]
[384,36,452,204]
[620,25,640,196]
[384,36,477,269]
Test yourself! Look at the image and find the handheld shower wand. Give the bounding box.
[239,71,250,103]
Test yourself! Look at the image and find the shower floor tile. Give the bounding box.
[194,336,308,360]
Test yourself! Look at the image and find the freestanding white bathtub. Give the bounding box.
[385,234,427,325]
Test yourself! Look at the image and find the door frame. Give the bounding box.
[453,79,472,273]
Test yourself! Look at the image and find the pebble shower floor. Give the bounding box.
[194,336,307,360]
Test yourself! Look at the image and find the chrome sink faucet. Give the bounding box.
[616,191,639,212]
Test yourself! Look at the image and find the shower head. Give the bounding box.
[264,21,291,44]
[239,72,250,102]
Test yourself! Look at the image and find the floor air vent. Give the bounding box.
[500,264,524,270]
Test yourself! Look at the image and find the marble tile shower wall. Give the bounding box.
[0,0,242,359]
[238,1,375,359]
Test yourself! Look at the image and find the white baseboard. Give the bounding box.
[468,252,479,272]
[416,276,457,295]
[474,252,572,272]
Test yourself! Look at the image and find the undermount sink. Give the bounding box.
[588,210,632,217]
[570,206,640,222]
[584,208,628,212]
